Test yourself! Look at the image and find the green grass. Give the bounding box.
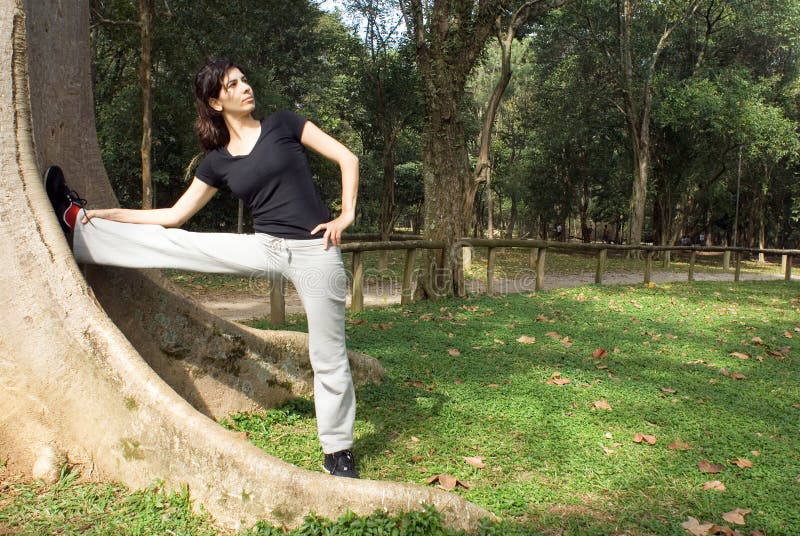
[239,280,800,534]
[3,281,798,535]
[0,469,218,535]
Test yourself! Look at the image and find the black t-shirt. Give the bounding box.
[195,110,331,238]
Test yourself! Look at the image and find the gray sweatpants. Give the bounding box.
[73,215,355,454]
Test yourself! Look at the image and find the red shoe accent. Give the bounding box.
[63,203,81,230]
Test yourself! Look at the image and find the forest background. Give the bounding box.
[90,0,800,261]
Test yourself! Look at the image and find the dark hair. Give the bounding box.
[194,58,243,151]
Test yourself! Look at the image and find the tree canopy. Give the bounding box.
[91,0,800,259]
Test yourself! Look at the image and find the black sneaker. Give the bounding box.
[44,165,86,232]
[323,449,359,478]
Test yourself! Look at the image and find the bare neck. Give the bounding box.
[223,114,261,155]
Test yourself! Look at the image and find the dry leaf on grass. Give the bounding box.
[425,473,471,490]
[701,480,726,491]
[593,400,612,411]
[722,508,751,525]
[447,348,461,357]
[730,352,750,360]
[516,335,537,344]
[592,348,608,359]
[546,372,571,386]
[732,458,753,468]
[668,441,693,451]
[698,460,726,474]
[751,336,764,345]
[545,331,561,339]
[681,516,714,535]
[463,456,486,469]
[661,387,678,394]
[633,433,657,445]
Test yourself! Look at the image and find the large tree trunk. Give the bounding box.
[419,92,472,297]
[0,1,493,531]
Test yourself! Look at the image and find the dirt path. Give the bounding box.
[198,269,796,322]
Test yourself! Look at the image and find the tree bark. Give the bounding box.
[138,0,154,209]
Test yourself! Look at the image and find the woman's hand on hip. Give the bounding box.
[311,211,354,249]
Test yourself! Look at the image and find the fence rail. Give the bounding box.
[265,238,798,324]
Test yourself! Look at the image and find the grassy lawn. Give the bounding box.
[2,281,798,535]
[242,280,800,534]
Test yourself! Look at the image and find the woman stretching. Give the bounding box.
[45,58,360,478]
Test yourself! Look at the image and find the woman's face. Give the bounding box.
[209,67,255,117]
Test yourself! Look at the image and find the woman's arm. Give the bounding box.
[82,178,218,228]
[302,121,359,248]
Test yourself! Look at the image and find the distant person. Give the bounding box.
[556,224,563,241]
[45,58,361,478]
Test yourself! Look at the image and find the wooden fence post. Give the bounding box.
[351,251,364,312]
[723,250,731,271]
[644,250,653,284]
[486,247,496,295]
[535,248,547,291]
[662,250,671,268]
[463,246,472,273]
[688,250,696,282]
[785,255,793,281]
[401,248,417,306]
[595,249,607,285]
[529,247,538,270]
[734,252,741,282]
[270,276,285,326]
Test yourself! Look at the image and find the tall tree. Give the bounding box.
[398,0,562,297]
[91,0,155,209]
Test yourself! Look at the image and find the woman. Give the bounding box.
[45,58,360,478]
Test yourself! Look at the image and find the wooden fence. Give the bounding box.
[266,237,798,324]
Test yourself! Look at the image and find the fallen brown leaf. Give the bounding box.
[546,372,571,386]
[750,336,764,345]
[784,330,794,339]
[593,400,612,411]
[447,348,461,357]
[545,331,561,339]
[681,516,714,536]
[661,387,678,394]
[633,433,657,445]
[592,348,609,359]
[721,508,751,525]
[348,318,367,325]
[463,456,486,469]
[730,352,750,360]
[732,458,753,468]
[730,372,747,380]
[701,480,726,491]
[698,460,726,474]
[668,441,693,451]
[516,335,537,344]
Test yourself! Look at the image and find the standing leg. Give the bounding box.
[284,239,357,476]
